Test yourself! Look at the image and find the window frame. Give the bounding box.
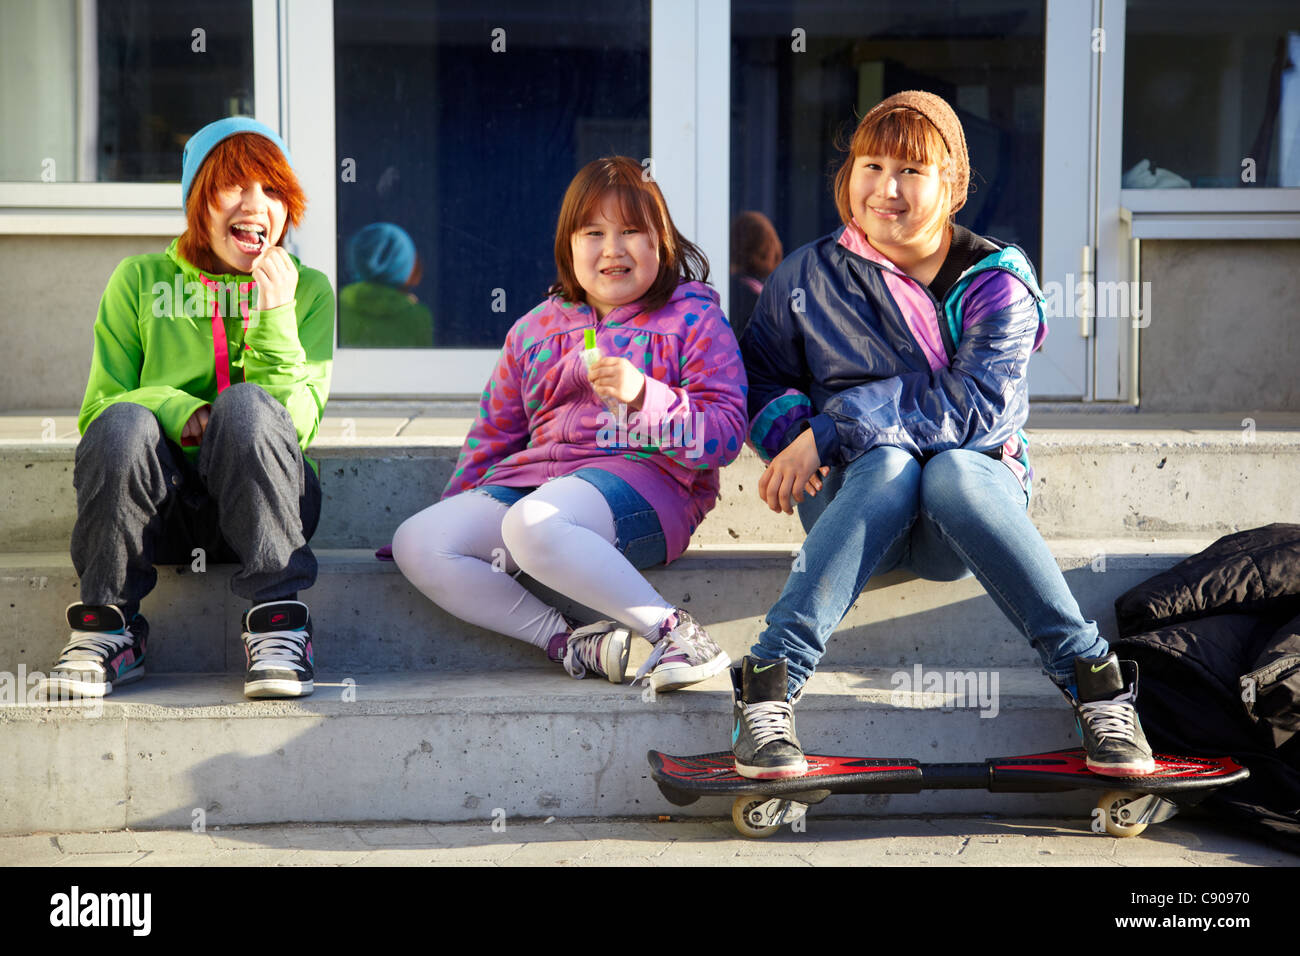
[0,0,276,236]
[2,0,1295,399]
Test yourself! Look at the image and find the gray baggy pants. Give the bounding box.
[70,383,321,619]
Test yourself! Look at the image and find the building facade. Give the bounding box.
[2,0,1297,411]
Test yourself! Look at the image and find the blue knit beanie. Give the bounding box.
[347,223,417,286]
[181,117,295,209]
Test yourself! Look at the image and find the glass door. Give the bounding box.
[288,0,653,396]
[728,0,1092,399]
[285,0,1094,398]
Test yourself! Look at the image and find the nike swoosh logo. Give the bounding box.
[753,662,779,674]
[1090,663,1111,673]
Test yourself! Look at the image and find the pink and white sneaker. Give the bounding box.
[634,609,730,693]
[554,620,631,683]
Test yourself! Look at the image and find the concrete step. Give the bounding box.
[0,667,1092,833]
[2,409,1298,552]
[2,539,1210,676]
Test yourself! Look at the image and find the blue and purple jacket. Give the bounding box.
[742,223,1049,500]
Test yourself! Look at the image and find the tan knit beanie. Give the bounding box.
[860,90,970,214]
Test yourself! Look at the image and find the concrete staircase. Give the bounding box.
[3,404,1298,833]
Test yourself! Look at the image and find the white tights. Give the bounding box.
[391,476,675,650]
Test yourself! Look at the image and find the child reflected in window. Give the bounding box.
[339,223,435,347]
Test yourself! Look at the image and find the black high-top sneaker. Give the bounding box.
[1069,652,1155,776]
[242,600,314,698]
[731,656,807,779]
[41,603,148,699]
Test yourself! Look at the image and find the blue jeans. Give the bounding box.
[751,446,1107,695]
[474,467,667,570]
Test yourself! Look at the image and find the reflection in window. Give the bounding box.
[1124,0,1300,188]
[333,1,651,350]
[731,0,1045,275]
[0,0,253,183]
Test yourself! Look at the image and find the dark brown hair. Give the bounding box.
[178,132,306,274]
[832,107,955,227]
[549,156,709,314]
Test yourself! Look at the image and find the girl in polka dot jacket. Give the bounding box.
[393,157,748,691]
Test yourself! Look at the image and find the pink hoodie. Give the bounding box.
[443,281,748,562]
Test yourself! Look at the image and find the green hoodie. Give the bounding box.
[339,281,434,347]
[79,238,334,472]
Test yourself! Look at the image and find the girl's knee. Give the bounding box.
[208,383,293,442]
[392,504,460,573]
[837,445,922,514]
[919,449,985,506]
[390,510,429,573]
[859,445,923,491]
[499,496,556,568]
[81,402,159,454]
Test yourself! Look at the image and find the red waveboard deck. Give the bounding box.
[649,748,1248,806]
[649,751,925,806]
[984,749,1249,793]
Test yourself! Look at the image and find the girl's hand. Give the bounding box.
[251,245,298,312]
[758,427,825,514]
[181,405,211,446]
[588,356,646,410]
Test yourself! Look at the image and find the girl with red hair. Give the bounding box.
[392,157,747,692]
[42,118,333,702]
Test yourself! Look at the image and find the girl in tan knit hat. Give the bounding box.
[731,91,1155,781]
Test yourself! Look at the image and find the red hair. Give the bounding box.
[833,107,955,227]
[178,133,306,273]
[549,156,709,314]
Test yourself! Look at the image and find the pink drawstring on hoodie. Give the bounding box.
[198,274,255,393]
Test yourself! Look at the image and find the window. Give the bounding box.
[332,0,651,350]
[730,0,1046,280]
[1124,0,1300,188]
[0,0,254,184]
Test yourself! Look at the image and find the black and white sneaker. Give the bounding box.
[731,656,807,779]
[242,600,314,699]
[1069,652,1155,776]
[40,604,148,699]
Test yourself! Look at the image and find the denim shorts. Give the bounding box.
[472,467,667,570]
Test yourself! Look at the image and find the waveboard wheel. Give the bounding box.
[1098,791,1149,838]
[731,796,781,838]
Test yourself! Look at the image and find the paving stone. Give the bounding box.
[352,825,443,848]
[349,849,440,866]
[53,851,148,866]
[881,835,966,856]
[206,826,300,850]
[129,830,217,853]
[201,849,301,866]
[131,851,226,867]
[56,831,139,854]
[727,855,815,867]
[277,849,371,866]
[264,827,369,851]
[1113,857,1202,867]
[0,834,64,865]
